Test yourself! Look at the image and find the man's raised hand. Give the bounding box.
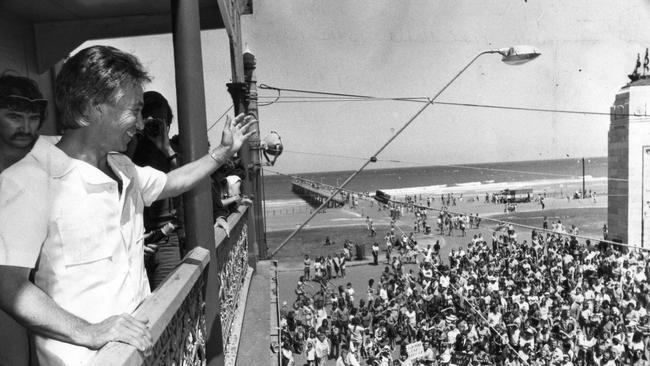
[219,113,256,156]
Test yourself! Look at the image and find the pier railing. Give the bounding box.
[91,206,251,366]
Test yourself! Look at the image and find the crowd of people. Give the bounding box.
[279,213,650,366]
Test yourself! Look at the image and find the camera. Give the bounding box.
[143,117,165,137]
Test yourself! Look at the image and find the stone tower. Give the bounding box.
[608,78,650,247]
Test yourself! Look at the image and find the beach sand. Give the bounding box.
[267,194,607,264]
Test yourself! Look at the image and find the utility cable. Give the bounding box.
[207,105,234,132]
[258,83,647,118]
[267,52,487,258]
[266,49,639,259]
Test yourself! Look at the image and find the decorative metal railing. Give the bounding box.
[92,205,251,366]
[215,218,249,346]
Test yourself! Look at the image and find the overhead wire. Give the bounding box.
[258,83,647,118]
[264,77,642,258]
[207,105,234,132]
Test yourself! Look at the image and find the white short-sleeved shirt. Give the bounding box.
[0,137,167,366]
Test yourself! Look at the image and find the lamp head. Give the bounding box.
[261,130,283,166]
[497,45,541,65]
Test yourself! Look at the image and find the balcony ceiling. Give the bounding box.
[0,0,230,23]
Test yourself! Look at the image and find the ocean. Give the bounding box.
[262,157,608,205]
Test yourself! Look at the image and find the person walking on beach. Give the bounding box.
[339,253,347,278]
[372,242,379,265]
[304,255,312,281]
[332,254,340,278]
[385,236,393,264]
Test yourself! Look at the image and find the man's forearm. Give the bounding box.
[0,267,91,346]
[0,266,152,352]
[159,145,231,200]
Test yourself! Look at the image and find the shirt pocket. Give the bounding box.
[56,215,113,266]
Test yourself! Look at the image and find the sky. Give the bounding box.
[76,0,650,174]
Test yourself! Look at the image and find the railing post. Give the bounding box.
[171,0,223,363]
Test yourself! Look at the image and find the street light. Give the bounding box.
[270,45,541,259]
[494,45,541,65]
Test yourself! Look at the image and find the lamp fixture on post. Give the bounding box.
[492,45,541,65]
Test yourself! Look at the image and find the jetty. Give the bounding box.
[291,178,346,208]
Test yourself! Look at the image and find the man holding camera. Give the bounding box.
[0,45,254,365]
[129,90,183,290]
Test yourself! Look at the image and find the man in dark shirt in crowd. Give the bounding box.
[0,72,49,366]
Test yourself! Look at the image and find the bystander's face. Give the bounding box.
[96,84,144,152]
[0,108,40,149]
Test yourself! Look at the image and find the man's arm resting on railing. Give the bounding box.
[157,113,255,200]
[0,266,153,353]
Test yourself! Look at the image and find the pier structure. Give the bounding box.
[291,178,347,208]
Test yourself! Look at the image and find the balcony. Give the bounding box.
[91,205,265,365]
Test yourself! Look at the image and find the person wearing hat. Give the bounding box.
[0,72,50,173]
[0,72,50,366]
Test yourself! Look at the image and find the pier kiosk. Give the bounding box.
[608,73,650,248]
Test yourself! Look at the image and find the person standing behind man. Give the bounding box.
[0,72,50,366]
[0,45,254,365]
[129,91,183,290]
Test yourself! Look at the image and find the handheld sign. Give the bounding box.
[406,341,425,360]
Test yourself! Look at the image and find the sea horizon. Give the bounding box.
[262,156,608,203]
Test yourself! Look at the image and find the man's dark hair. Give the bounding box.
[55,45,151,129]
[0,72,47,124]
[142,90,173,125]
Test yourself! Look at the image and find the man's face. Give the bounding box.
[0,108,40,149]
[96,84,144,152]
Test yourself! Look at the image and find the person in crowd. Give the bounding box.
[0,72,50,366]
[210,154,249,236]
[0,45,254,365]
[128,90,183,289]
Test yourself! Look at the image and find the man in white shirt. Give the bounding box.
[0,45,254,365]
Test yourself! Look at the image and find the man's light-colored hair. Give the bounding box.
[55,45,151,129]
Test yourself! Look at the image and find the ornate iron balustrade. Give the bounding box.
[91,205,252,366]
[91,247,210,366]
[213,206,250,353]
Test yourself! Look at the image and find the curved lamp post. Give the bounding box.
[269,45,541,258]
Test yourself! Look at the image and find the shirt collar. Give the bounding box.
[29,136,75,178]
[30,137,133,190]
